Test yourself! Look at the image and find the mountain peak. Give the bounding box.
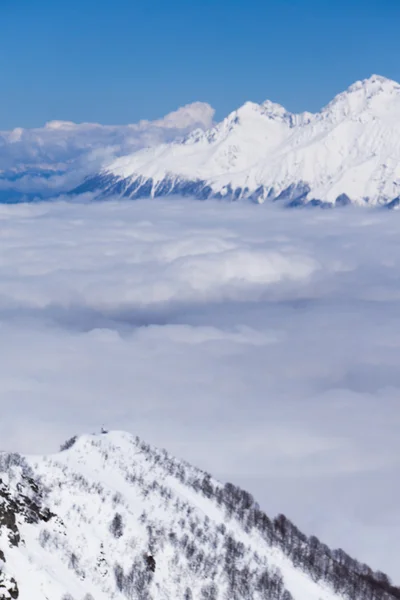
[261,98,291,118]
[322,73,400,118]
[234,99,290,123]
[345,74,400,101]
[350,73,400,92]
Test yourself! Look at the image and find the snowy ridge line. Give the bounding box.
[73,75,400,208]
[0,431,398,600]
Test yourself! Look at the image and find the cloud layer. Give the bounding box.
[0,198,399,581]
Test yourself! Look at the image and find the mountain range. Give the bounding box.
[74,75,400,208]
[0,431,398,600]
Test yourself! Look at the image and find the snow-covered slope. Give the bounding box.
[0,432,398,600]
[74,75,400,207]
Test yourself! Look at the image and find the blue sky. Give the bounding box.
[1,0,400,129]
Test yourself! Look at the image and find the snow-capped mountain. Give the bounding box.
[74,75,400,207]
[0,432,398,600]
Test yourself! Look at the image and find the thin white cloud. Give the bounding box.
[0,198,399,581]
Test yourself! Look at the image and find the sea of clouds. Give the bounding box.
[0,197,399,580]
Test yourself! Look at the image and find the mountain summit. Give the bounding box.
[0,431,398,599]
[74,75,400,207]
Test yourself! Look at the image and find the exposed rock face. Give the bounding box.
[0,571,19,600]
[0,457,56,600]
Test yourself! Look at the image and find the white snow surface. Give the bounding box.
[0,431,349,600]
[102,75,400,205]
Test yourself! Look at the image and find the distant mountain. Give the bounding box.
[74,75,400,208]
[0,103,215,201]
[0,431,398,599]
